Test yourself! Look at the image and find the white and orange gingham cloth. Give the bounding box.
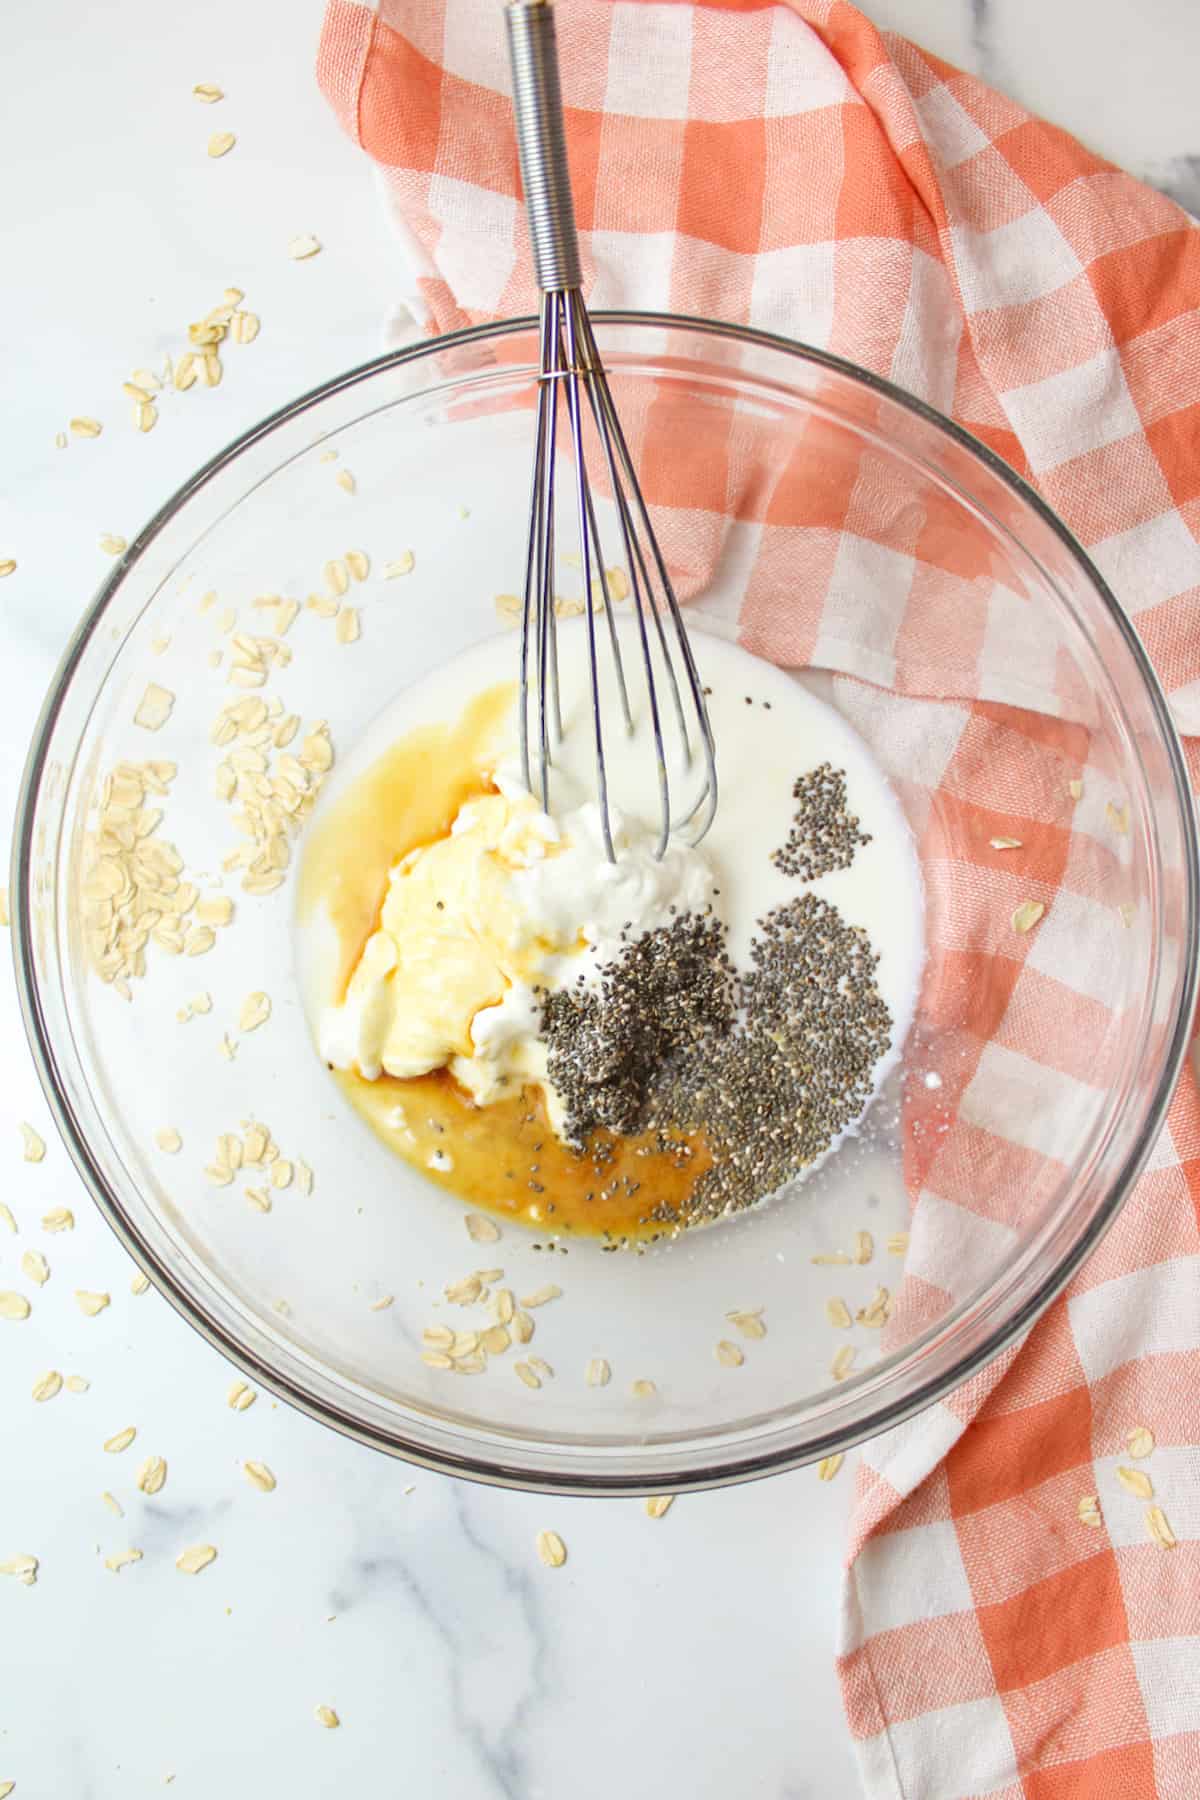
[317,1,1200,1793]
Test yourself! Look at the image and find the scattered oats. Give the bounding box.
[31,1371,62,1403]
[55,431,68,449]
[465,1212,501,1244]
[207,130,236,158]
[269,1160,293,1190]
[1011,900,1045,934]
[0,1204,15,1234]
[1116,1466,1154,1500]
[131,1272,150,1296]
[156,1127,183,1154]
[856,1287,891,1329]
[19,1122,46,1163]
[631,1379,657,1399]
[136,1455,168,1495]
[102,1491,123,1516]
[492,1289,515,1324]
[192,991,213,1014]
[243,1460,276,1493]
[0,1293,31,1321]
[131,368,162,393]
[195,896,234,927]
[527,1356,554,1380]
[136,401,159,433]
[244,1186,271,1213]
[831,1345,857,1381]
[315,1706,340,1730]
[422,1351,453,1370]
[193,82,224,102]
[99,534,128,557]
[335,606,360,644]
[1106,801,1130,835]
[134,682,174,731]
[726,1309,766,1340]
[445,1275,482,1306]
[536,1530,566,1568]
[886,1233,909,1256]
[289,235,322,260]
[20,1251,49,1287]
[383,551,415,578]
[323,558,349,597]
[227,1381,256,1411]
[0,560,15,579]
[1119,902,1136,929]
[201,353,222,389]
[105,1549,143,1574]
[853,1230,874,1265]
[494,592,522,626]
[989,837,1022,850]
[75,1290,111,1317]
[368,1294,394,1312]
[514,1360,541,1389]
[345,549,370,583]
[1,1554,39,1586]
[1078,1494,1103,1528]
[104,1426,137,1454]
[218,1033,238,1061]
[65,1376,89,1394]
[520,1284,561,1308]
[512,1309,534,1344]
[184,926,216,957]
[645,1495,675,1519]
[1146,1505,1177,1550]
[811,1251,851,1266]
[1068,779,1083,801]
[295,1161,313,1196]
[70,416,103,438]
[1126,1426,1156,1460]
[817,1454,845,1482]
[174,352,198,391]
[422,1326,454,1350]
[0,1782,12,1798]
[825,1297,853,1331]
[230,310,260,345]
[43,1208,73,1233]
[307,594,340,620]
[176,1544,217,1574]
[480,1324,510,1355]
[152,635,171,655]
[335,470,356,494]
[238,990,272,1032]
[715,1339,744,1368]
[585,1357,610,1387]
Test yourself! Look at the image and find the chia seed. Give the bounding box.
[538,887,892,1230]
[771,763,871,882]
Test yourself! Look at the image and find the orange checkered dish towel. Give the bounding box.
[318,1,1200,1793]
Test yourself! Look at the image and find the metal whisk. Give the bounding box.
[505,0,717,863]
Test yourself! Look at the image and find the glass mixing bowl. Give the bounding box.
[14,314,1197,1493]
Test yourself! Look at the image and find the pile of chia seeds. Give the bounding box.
[540,913,734,1138]
[540,886,892,1229]
[771,762,871,881]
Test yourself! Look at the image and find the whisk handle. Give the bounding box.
[505,0,583,293]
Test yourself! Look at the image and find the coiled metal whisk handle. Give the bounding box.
[505,0,583,293]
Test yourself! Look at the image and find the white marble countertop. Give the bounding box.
[2,2,1197,1795]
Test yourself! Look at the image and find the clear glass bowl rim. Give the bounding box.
[12,310,1199,1495]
